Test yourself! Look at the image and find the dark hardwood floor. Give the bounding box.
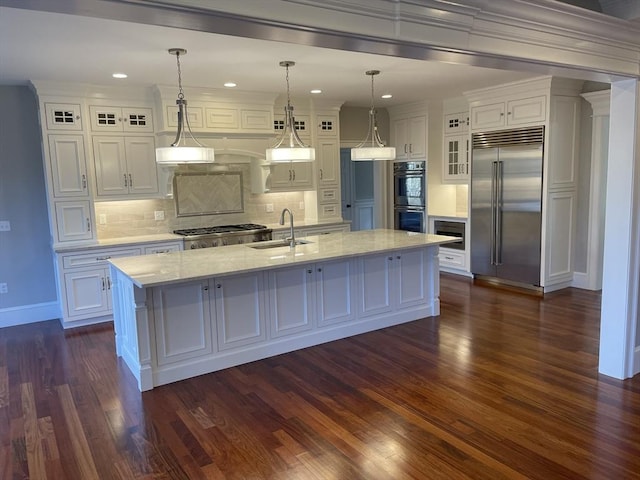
[2,273,639,479]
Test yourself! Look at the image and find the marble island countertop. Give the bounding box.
[109,229,460,288]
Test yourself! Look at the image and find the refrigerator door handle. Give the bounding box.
[490,161,497,266]
[496,160,503,266]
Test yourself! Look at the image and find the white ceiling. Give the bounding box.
[0,6,539,107]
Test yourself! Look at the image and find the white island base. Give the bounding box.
[109,230,455,391]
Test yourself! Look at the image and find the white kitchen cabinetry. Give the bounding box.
[47,135,90,197]
[391,114,427,161]
[58,246,141,323]
[442,102,470,183]
[44,102,83,131]
[443,135,469,182]
[205,106,272,133]
[269,163,314,191]
[316,139,340,187]
[89,105,154,133]
[274,113,311,139]
[469,95,546,131]
[268,266,315,338]
[316,259,357,327]
[54,201,94,242]
[358,248,431,317]
[214,272,267,350]
[57,241,182,327]
[153,280,214,366]
[92,136,159,197]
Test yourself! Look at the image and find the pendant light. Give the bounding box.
[351,70,396,161]
[266,61,315,163]
[156,48,215,165]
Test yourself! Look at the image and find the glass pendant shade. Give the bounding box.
[155,48,215,165]
[351,70,396,161]
[267,61,315,163]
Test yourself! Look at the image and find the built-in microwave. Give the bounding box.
[433,220,465,250]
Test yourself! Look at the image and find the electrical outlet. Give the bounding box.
[299,202,305,210]
[265,204,274,213]
[0,283,7,294]
[154,210,165,221]
[0,221,10,231]
[99,214,107,225]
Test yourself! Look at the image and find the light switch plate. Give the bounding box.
[99,214,107,225]
[154,210,165,220]
[0,221,10,231]
[265,204,274,213]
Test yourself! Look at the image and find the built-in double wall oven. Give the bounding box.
[393,161,427,233]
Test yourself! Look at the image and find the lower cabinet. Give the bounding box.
[268,266,314,338]
[214,272,267,350]
[153,280,214,366]
[115,245,439,390]
[57,241,182,326]
[358,248,432,317]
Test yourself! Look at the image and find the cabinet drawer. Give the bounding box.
[438,248,466,269]
[319,188,338,203]
[144,243,182,254]
[319,203,340,219]
[62,248,141,268]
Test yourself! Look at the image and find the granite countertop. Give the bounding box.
[109,229,459,288]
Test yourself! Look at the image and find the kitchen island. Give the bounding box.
[109,229,459,391]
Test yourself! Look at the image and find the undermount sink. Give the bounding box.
[247,239,313,249]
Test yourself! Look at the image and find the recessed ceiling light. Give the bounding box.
[224,82,237,88]
[381,94,392,99]
[310,89,322,94]
[112,73,128,79]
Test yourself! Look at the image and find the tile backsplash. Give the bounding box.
[95,164,305,239]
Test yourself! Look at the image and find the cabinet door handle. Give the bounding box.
[507,111,512,115]
[388,256,393,261]
[128,173,133,187]
[319,168,323,180]
[101,277,106,290]
[82,174,87,190]
[317,268,322,272]
[86,218,91,232]
[96,256,111,261]
[292,170,296,181]
[107,276,111,290]
[404,144,408,154]
[396,255,401,259]
[444,256,454,261]
[124,174,128,187]
[307,269,312,274]
[409,143,413,153]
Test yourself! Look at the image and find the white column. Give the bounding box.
[580,91,611,290]
[599,79,640,379]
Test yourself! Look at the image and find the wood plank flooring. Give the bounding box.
[1,273,639,479]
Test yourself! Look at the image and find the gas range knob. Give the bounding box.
[212,240,218,247]
[238,238,244,244]
[199,241,208,249]
[190,244,197,249]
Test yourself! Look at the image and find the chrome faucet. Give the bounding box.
[279,208,295,248]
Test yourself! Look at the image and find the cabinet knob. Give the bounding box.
[388,256,393,261]
[216,284,222,289]
[307,269,312,274]
[203,285,209,291]
[397,255,401,259]
[317,268,322,272]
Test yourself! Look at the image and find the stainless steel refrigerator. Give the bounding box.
[470,127,544,286]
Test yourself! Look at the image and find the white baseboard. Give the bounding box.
[0,302,60,328]
[571,271,602,291]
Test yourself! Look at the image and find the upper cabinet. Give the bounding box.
[470,95,546,131]
[92,136,158,197]
[388,103,428,162]
[44,102,83,131]
[47,134,89,197]
[153,86,277,136]
[89,105,154,133]
[442,101,470,184]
